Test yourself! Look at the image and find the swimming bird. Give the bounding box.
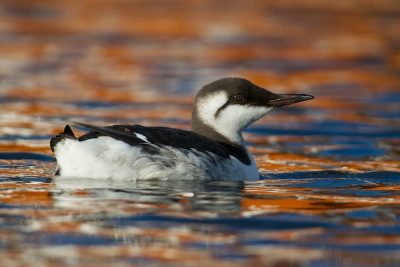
[50,77,314,180]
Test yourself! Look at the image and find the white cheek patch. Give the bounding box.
[196,91,273,144]
[197,91,229,127]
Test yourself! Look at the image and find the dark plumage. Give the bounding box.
[50,125,76,152]
[59,121,251,165]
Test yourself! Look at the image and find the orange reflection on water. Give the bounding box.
[241,185,400,215]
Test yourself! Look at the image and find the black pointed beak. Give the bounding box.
[268,94,315,107]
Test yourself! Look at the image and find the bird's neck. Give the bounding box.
[191,112,245,147]
[191,109,254,166]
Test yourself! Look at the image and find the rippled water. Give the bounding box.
[1,0,400,266]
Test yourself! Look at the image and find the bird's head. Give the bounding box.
[192,77,314,145]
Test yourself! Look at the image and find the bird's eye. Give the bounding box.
[234,94,244,101]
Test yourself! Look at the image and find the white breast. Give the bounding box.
[54,137,259,181]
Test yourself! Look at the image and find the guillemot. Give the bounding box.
[50,77,314,181]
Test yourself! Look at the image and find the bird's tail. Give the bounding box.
[50,125,76,152]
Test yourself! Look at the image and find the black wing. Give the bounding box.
[73,122,228,156]
[73,121,251,165]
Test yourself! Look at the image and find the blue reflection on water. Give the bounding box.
[248,120,400,138]
[318,146,385,158]
[0,152,54,161]
[107,214,338,231]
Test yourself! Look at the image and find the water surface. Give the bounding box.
[1,0,400,266]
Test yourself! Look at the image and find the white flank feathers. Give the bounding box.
[54,136,259,181]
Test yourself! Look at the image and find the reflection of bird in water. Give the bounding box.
[50,77,314,180]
